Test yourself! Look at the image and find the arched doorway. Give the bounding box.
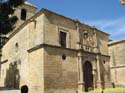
[83,61,93,92]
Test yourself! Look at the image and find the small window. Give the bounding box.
[21,9,27,20]
[60,31,67,48]
[15,43,19,52]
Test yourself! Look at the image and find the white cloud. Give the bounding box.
[84,17,125,40]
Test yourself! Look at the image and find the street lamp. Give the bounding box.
[120,0,125,5]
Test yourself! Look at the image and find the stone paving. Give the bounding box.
[0,90,20,93]
[0,90,125,93]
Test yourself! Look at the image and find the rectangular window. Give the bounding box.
[60,31,67,48]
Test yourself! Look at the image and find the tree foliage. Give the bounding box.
[0,0,26,34]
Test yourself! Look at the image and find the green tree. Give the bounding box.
[0,0,26,34]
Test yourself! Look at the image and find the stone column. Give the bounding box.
[96,54,102,88]
[92,70,96,89]
[104,73,110,87]
[77,51,85,93]
[92,61,96,89]
[104,68,112,88]
[76,20,85,93]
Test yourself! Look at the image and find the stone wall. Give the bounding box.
[28,48,44,93]
[109,40,125,86]
[44,46,78,93]
[1,23,30,87]
[29,14,44,48]
[96,31,109,55]
[43,11,77,49]
[43,10,109,56]
[0,12,44,88]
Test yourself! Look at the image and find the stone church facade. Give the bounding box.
[0,3,112,93]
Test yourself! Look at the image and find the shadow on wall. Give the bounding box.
[4,62,20,89]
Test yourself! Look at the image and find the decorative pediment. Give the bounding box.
[82,30,96,47]
[79,30,97,52]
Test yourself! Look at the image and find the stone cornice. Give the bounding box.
[27,44,77,53]
[27,44,110,58]
[27,44,43,53]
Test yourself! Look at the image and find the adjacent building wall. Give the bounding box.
[108,40,125,87]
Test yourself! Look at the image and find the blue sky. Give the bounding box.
[28,0,125,40]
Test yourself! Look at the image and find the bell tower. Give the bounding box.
[13,2,37,30]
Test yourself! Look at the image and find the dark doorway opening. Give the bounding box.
[83,61,93,92]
